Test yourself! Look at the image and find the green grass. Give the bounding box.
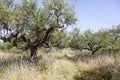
[0,48,120,80]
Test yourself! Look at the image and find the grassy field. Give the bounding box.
[0,48,120,80]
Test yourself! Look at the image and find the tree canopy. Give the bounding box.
[0,0,77,62]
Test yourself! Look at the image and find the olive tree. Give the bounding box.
[82,30,108,55]
[69,27,82,50]
[69,28,108,55]
[0,0,76,62]
[106,25,120,54]
[43,28,69,50]
[108,24,120,41]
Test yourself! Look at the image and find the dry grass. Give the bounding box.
[76,55,115,71]
[1,64,41,80]
[0,48,120,80]
[0,60,77,80]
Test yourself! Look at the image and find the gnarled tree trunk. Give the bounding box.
[30,46,37,63]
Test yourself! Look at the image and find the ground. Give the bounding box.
[0,48,120,80]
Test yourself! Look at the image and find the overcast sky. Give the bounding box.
[74,0,120,31]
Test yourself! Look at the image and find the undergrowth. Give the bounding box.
[0,48,120,80]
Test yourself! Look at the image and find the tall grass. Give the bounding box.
[0,48,120,80]
[1,64,41,80]
[1,60,77,80]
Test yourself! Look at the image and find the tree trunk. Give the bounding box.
[30,47,37,63]
[91,50,96,55]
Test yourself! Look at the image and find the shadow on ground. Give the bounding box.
[74,64,120,80]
